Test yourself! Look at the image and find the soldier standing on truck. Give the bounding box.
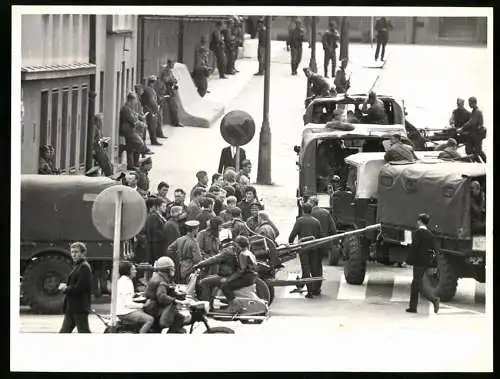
[405,213,440,314]
[449,98,471,130]
[322,21,340,78]
[457,96,487,162]
[334,59,350,94]
[287,19,306,76]
[288,203,324,298]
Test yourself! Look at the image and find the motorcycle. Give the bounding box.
[93,291,235,334]
[182,269,269,325]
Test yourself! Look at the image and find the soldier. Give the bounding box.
[374,17,393,62]
[142,76,163,146]
[457,97,486,162]
[361,91,388,124]
[322,21,340,78]
[136,156,153,198]
[193,35,210,97]
[449,98,471,130]
[437,138,461,161]
[334,59,350,94]
[384,134,418,163]
[210,21,227,79]
[222,18,236,75]
[161,60,184,128]
[254,19,266,76]
[152,73,169,137]
[287,19,306,76]
[232,16,244,72]
[303,67,333,98]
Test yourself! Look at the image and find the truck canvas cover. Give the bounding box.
[21,175,119,242]
[376,162,485,238]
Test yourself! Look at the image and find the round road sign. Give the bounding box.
[220,110,256,147]
[92,185,147,241]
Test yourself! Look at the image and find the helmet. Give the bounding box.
[156,256,175,271]
[219,228,233,243]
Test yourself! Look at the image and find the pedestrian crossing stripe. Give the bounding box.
[276,271,485,306]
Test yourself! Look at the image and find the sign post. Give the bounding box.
[220,110,256,173]
[92,184,147,332]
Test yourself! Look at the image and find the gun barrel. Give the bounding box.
[277,223,381,253]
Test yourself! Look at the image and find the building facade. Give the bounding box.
[21,14,95,174]
[95,15,138,167]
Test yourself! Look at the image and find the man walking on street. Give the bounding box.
[374,17,393,62]
[210,21,227,79]
[457,96,486,162]
[193,35,210,97]
[287,19,306,76]
[405,213,440,314]
[288,203,324,298]
[322,21,340,78]
[59,242,93,333]
[254,19,266,76]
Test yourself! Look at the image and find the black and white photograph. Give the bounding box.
[11,5,492,373]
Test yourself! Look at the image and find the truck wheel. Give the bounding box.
[343,235,367,285]
[255,277,271,304]
[203,326,235,334]
[21,255,73,314]
[423,253,458,302]
[328,244,342,266]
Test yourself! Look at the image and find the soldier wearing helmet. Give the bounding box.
[143,256,190,333]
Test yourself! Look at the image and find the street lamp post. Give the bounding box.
[306,16,317,98]
[256,15,272,185]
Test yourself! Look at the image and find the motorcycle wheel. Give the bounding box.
[203,326,235,334]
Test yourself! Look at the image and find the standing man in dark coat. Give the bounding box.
[322,21,340,78]
[161,60,184,128]
[210,21,227,79]
[287,19,306,76]
[145,198,168,264]
[152,74,169,137]
[449,98,471,130]
[222,18,236,75]
[288,203,324,298]
[164,205,182,251]
[218,145,247,174]
[193,35,210,97]
[254,19,266,76]
[142,76,163,146]
[308,197,337,260]
[405,213,440,314]
[457,96,486,162]
[58,242,93,333]
[374,17,393,62]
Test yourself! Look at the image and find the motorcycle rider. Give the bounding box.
[143,256,191,333]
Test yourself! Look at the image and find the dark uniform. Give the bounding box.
[334,65,350,93]
[459,107,486,161]
[309,72,332,97]
[141,85,161,144]
[288,214,324,295]
[256,22,266,75]
[210,27,226,79]
[119,103,149,170]
[193,42,210,97]
[406,226,440,312]
[136,167,150,197]
[153,78,168,135]
[322,28,340,77]
[222,24,237,75]
[287,23,305,75]
[145,211,167,264]
[162,67,182,127]
[311,205,337,259]
[374,17,393,61]
[450,107,471,129]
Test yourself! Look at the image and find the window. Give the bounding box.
[70,87,79,169]
[99,71,104,113]
[40,90,49,148]
[438,17,477,40]
[60,89,69,171]
[51,90,59,149]
[80,86,88,166]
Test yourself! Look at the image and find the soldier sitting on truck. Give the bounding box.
[317,140,349,192]
[361,91,388,125]
[470,181,486,234]
[437,138,461,161]
[384,133,418,163]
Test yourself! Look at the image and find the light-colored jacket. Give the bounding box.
[116,276,143,316]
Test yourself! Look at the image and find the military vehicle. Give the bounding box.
[20,175,134,313]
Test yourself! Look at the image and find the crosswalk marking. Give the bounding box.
[337,274,368,300]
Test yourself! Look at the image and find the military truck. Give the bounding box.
[376,161,486,301]
[20,175,134,314]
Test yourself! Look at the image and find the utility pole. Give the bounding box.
[86,14,97,172]
[306,16,317,98]
[256,15,272,185]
